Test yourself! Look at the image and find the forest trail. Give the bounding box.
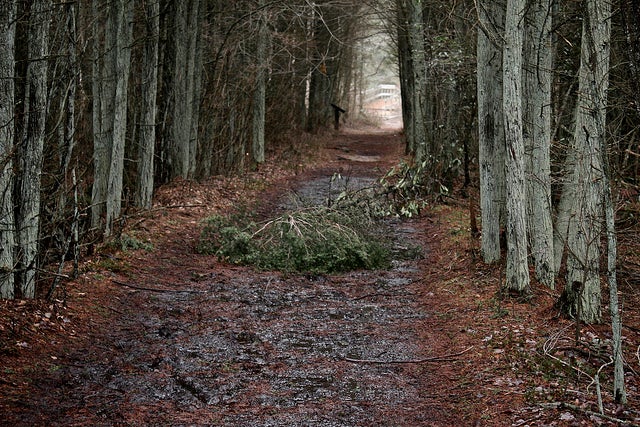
[3,125,638,426]
[2,126,466,426]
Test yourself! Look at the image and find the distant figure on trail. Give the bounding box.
[331,103,346,130]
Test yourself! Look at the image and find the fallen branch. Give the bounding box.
[540,402,630,425]
[351,292,397,301]
[111,280,206,294]
[344,346,474,364]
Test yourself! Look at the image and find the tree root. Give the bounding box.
[344,346,474,364]
[111,279,206,294]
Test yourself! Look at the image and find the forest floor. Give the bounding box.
[1,123,640,426]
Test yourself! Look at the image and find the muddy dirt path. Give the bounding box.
[3,128,465,426]
[7,127,638,426]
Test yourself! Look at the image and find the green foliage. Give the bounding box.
[198,205,390,274]
[378,160,434,217]
[105,233,154,252]
[197,214,256,260]
[197,162,445,273]
[96,257,130,274]
[119,233,154,252]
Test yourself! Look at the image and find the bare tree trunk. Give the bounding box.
[404,0,427,161]
[15,0,51,298]
[562,0,611,323]
[136,0,160,209]
[105,0,132,235]
[169,0,189,177]
[523,0,555,288]
[503,0,529,293]
[58,1,77,180]
[92,0,132,236]
[477,0,506,263]
[306,63,331,133]
[186,0,201,178]
[601,117,627,404]
[553,145,575,274]
[0,0,16,298]
[190,3,203,178]
[251,8,268,166]
[167,0,200,179]
[91,0,114,229]
[396,0,414,154]
[306,5,333,133]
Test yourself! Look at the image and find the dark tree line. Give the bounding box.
[0,0,371,299]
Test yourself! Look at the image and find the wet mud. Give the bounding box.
[6,129,452,426]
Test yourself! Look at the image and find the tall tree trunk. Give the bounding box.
[91,0,133,236]
[251,9,268,166]
[601,114,627,404]
[306,62,331,132]
[186,0,201,178]
[91,0,115,229]
[15,0,51,298]
[167,0,200,179]
[306,4,333,133]
[477,0,506,263]
[562,0,611,323]
[190,3,203,178]
[136,0,160,209]
[58,1,77,180]
[503,0,529,293]
[0,0,16,298]
[105,0,132,236]
[169,0,189,177]
[523,0,555,288]
[404,0,427,161]
[396,0,414,154]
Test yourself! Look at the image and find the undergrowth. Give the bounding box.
[197,161,438,274]
[378,159,450,217]
[198,204,390,274]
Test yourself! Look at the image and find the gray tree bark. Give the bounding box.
[136,0,160,209]
[0,0,16,298]
[190,3,203,178]
[562,0,611,323]
[57,1,77,181]
[15,0,51,298]
[503,0,529,293]
[523,0,555,288]
[601,117,627,404]
[404,0,427,161]
[396,1,414,154]
[251,9,268,166]
[477,0,506,263]
[105,0,133,236]
[169,0,189,177]
[91,0,111,229]
[91,0,133,236]
[168,0,201,179]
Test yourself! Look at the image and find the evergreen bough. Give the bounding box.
[198,204,390,274]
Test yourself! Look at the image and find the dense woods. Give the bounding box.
[1,0,640,416]
[1,0,640,399]
[0,0,374,299]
